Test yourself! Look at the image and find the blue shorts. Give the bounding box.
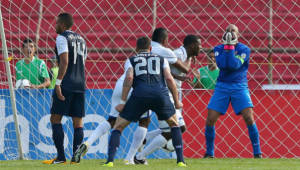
[51,89,85,117]
[207,82,253,115]
[120,95,175,122]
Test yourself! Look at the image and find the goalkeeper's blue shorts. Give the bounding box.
[207,82,253,115]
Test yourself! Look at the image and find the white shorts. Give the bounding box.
[109,78,150,119]
[158,90,185,132]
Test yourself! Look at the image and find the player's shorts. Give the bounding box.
[158,108,185,132]
[109,78,150,119]
[207,82,253,115]
[120,94,175,122]
[51,88,85,117]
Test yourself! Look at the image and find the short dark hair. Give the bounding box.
[22,38,34,48]
[136,37,151,50]
[183,35,200,47]
[152,27,168,43]
[58,13,73,29]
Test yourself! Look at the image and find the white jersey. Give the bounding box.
[171,46,188,89]
[151,41,177,64]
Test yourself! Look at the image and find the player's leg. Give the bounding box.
[240,108,262,158]
[231,89,261,158]
[105,116,131,166]
[69,92,86,163]
[124,116,150,164]
[165,113,186,166]
[43,90,73,164]
[205,87,230,158]
[204,109,221,158]
[104,96,150,167]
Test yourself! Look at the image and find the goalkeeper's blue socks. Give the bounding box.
[52,123,66,161]
[171,127,184,163]
[107,129,121,163]
[205,125,215,156]
[247,123,261,155]
[73,127,84,154]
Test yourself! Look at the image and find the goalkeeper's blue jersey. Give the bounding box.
[214,42,250,84]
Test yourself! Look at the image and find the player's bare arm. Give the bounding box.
[55,52,68,101]
[115,67,133,112]
[172,58,191,74]
[31,78,51,89]
[163,66,182,109]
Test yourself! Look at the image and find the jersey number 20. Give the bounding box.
[134,57,160,76]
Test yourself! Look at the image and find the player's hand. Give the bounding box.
[222,32,238,45]
[55,85,65,101]
[115,104,125,112]
[175,101,183,109]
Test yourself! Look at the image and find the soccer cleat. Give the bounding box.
[203,153,214,158]
[73,142,89,163]
[42,158,66,164]
[70,156,80,164]
[102,162,114,167]
[134,155,148,165]
[124,159,135,165]
[177,162,187,167]
[254,154,262,158]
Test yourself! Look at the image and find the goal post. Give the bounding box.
[0,3,23,160]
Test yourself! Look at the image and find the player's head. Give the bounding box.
[56,13,73,34]
[152,27,168,47]
[136,36,151,52]
[225,24,239,38]
[207,49,216,67]
[22,38,36,58]
[183,35,201,57]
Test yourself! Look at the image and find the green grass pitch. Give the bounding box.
[1,158,300,170]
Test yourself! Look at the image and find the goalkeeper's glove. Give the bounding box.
[222,32,238,45]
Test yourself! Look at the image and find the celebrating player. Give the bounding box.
[43,13,87,164]
[204,24,262,158]
[73,52,151,165]
[134,35,201,163]
[103,37,186,167]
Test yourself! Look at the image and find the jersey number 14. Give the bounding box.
[72,41,87,64]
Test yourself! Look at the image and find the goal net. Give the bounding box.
[0,0,299,160]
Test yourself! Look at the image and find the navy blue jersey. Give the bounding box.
[55,30,87,92]
[129,52,169,97]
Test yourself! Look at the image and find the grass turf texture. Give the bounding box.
[1,158,300,170]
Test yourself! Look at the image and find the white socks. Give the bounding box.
[125,126,147,161]
[86,120,111,145]
[136,134,167,160]
[145,129,162,141]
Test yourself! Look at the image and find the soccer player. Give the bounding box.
[134,35,201,163]
[189,49,219,89]
[73,56,151,165]
[43,12,87,164]
[123,28,194,163]
[15,38,50,89]
[204,24,262,158]
[103,37,186,167]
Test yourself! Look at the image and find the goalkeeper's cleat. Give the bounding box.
[177,162,187,167]
[42,158,66,164]
[134,155,148,165]
[102,162,113,167]
[124,159,135,165]
[203,153,214,158]
[73,142,89,163]
[254,154,262,158]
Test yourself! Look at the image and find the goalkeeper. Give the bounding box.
[204,24,262,158]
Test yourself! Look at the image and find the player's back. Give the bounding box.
[129,52,169,98]
[56,30,87,92]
